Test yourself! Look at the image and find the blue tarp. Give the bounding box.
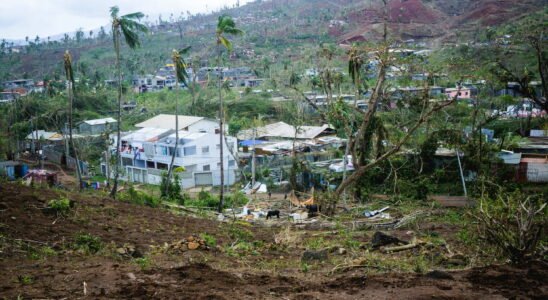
[239,140,267,146]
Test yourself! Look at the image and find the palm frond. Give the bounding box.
[122,18,148,34]
[217,15,243,35]
[223,27,244,36]
[172,47,191,87]
[218,36,232,50]
[179,46,191,55]
[122,12,144,20]
[110,6,119,18]
[63,50,74,82]
[348,45,363,88]
[120,21,141,49]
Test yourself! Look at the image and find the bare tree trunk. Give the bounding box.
[217,42,225,213]
[165,82,180,196]
[110,29,122,199]
[68,81,83,190]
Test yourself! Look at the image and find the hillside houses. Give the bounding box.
[132,62,260,92]
[1,79,42,96]
[0,92,20,103]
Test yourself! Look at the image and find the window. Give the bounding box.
[216,144,221,150]
[202,146,209,154]
[157,146,168,156]
[203,164,210,171]
[183,146,196,156]
[157,162,168,170]
[228,160,236,167]
[146,161,155,168]
[217,162,221,169]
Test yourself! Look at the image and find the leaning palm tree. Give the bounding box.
[109,6,148,199]
[63,51,83,191]
[165,46,191,197]
[215,15,243,213]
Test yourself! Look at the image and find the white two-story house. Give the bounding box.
[105,114,238,188]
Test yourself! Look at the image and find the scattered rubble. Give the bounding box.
[158,235,212,253]
[371,231,408,248]
[115,245,142,258]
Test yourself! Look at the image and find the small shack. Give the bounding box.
[25,169,58,187]
[78,117,118,135]
[0,161,20,179]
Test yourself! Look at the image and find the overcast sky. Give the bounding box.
[0,0,252,41]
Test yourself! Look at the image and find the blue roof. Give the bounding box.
[239,140,266,146]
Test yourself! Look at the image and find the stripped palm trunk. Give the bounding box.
[217,42,225,213]
[110,24,122,198]
[165,84,180,196]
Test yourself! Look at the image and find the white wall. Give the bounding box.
[120,132,239,188]
[188,119,219,133]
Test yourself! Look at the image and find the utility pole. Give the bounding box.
[64,123,70,161]
[251,126,256,187]
[456,149,467,197]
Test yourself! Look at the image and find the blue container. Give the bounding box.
[20,165,28,177]
[6,166,15,180]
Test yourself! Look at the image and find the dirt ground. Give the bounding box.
[0,183,546,299]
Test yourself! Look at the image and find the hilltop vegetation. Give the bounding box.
[0,0,546,81]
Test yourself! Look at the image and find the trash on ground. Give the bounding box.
[365,206,389,218]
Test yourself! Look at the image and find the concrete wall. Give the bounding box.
[125,165,237,188]
[187,119,219,133]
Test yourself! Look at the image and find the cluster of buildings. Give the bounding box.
[98,114,342,189]
[1,79,43,102]
[131,62,264,92]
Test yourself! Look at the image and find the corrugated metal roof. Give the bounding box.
[496,152,522,164]
[135,114,204,130]
[26,130,64,141]
[122,127,171,142]
[238,122,333,140]
[82,117,117,125]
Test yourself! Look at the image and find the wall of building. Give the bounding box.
[187,119,219,133]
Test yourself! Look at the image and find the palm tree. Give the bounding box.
[63,51,83,190]
[109,6,148,199]
[215,15,243,213]
[165,47,191,197]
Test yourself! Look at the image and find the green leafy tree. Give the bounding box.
[215,15,243,213]
[109,6,148,199]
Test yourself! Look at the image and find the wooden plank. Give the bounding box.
[428,195,475,207]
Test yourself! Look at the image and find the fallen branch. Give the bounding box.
[382,242,424,253]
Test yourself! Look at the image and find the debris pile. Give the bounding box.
[115,244,141,258]
[160,235,212,253]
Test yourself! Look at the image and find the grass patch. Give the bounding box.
[70,232,103,254]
